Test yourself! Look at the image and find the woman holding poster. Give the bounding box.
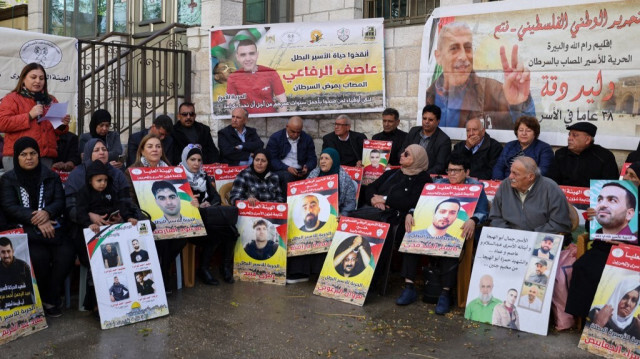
[588,277,640,339]
[0,63,71,171]
[127,134,185,291]
[0,137,75,317]
[229,149,284,206]
[179,144,238,285]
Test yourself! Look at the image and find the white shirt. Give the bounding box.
[282,133,301,169]
[518,295,542,311]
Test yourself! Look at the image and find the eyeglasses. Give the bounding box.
[334,122,349,127]
[180,112,196,117]
[446,168,465,174]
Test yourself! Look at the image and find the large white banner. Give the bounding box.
[0,28,77,119]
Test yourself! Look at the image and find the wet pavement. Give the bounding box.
[2,275,597,359]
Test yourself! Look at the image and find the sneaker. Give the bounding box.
[44,306,63,318]
[286,274,309,284]
[396,285,417,306]
[435,294,450,315]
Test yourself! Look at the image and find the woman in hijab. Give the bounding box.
[286,148,357,284]
[78,109,123,169]
[179,144,238,285]
[229,149,284,206]
[0,137,75,317]
[0,63,71,170]
[306,147,356,216]
[589,277,640,338]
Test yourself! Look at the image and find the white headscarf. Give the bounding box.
[179,144,208,193]
[605,276,640,330]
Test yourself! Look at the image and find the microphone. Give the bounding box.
[36,100,42,120]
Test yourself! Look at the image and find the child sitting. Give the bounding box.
[76,160,137,233]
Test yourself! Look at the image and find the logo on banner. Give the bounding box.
[469,185,481,192]
[265,35,275,43]
[310,30,323,43]
[611,248,624,258]
[364,140,370,145]
[277,204,286,212]
[583,189,590,196]
[174,167,183,173]
[138,222,149,235]
[281,31,301,44]
[237,202,247,209]
[131,168,142,175]
[376,229,383,237]
[341,223,348,231]
[362,26,376,41]
[337,28,350,42]
[426,184,436,190]
[328,181,335,188]
[20,39,63,68]
[354,173,359,179]
[215,169,223,175]
[291,188,297,195]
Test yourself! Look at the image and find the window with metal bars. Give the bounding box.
[244,0,292,24]
[364,0,439,26]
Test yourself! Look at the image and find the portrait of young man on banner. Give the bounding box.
[590,180,638,243]
[361,140,392,186]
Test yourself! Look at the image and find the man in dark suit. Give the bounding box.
[321,114,367,167]
[371,108,407,166]
[218,107,264,165]
[170,102,220,165]
[451,118,503,179]
[126,114,174,166]
[401,105,451,175]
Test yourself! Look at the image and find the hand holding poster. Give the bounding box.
[579,245,640,358]
[0,233,47,345]
[465,227,562,336]
[129,167,207,240]
[340,165,363,207]
[209,19,384,118]
[399,183,482,258]
[234,201,288,285]
[314,217,389,306]
[287,175,339,256]
[85,221,169,329]
[361,140,392,186]
[590,180,638,242]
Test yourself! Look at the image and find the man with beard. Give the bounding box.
[299,195,325,232]
[130,239,149,263]
[464,274,501,323]
[333,236,370,278]
[526,259,549,285]
[244,219,278,260]
[135,273,155,296]
[0,237,34,310]
[152,181,195,225]
[426,199,460,239]
[109,276,129,302]
[519,284,543,311]
[103,243,121,268]
[532,236,555,260]
[595,182,636,237]
[492,288,520,330]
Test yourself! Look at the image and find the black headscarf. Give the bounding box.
[250,149,272,180]
[13,136,42,209]
[89,109,112,141]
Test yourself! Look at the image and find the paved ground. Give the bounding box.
[2,275,597,359]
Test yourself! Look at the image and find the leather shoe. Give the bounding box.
[396,285,417,306]
[435,294,450,315]
[220,266,235,284]
[198,268,219,286]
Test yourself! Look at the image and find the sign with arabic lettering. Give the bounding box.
[579,244,640,358]
[0,233,47,345]
[209,19,385,119]
[314,217,389,306]
[419,1,640,149]
[0,28,77,120]
[465,227,562,336]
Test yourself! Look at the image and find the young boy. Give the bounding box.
[76,160,137,233]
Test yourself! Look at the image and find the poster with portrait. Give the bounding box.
[590,180,638,242]
[209,19,385,119]
[0,232,47,345]
[234,201,288,285]
[314,217,389,306]
[465,227,562,336]
[341,165,363,207]
[84,220,169,330]
[579,244,640,358]
[560,185,590,238]
[202,163,228,178]
[418,1,640,151]
[399,183,481,258]
[287,175,339,256]
[211,165,247,204]
[361,140,392,186]
[129,167,207,240]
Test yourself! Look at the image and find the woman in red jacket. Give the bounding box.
[0,62,70,170]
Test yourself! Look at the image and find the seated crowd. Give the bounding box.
[0,94,632,327]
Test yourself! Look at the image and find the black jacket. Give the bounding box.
[172,121,220,165]
[451,133,503,180]
[0,167,65,242]
[321,130,367,166]
[365,169,432,214]
[401,126,451,175]
[218,125,264,165]
[372,129,408,166]
[552,144,619,187]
